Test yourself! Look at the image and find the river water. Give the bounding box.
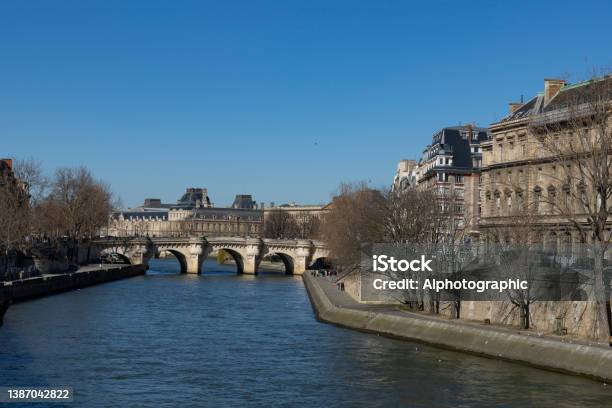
[0,259,610,407]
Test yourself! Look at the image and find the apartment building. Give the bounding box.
[479,76,612,251]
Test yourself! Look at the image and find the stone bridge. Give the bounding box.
[90,237,329,275]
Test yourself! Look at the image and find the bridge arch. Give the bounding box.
[91,237,328,276]
[99,248,132,264]
[309,256,332,270]
[208,247,245,274]
[260,252,295,275]
[156,249,189,273]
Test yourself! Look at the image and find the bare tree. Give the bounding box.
[0,161,30,275]
[380,188,443,243]
[13,158,48,207]
[322,181,473,317]
[264,209,299,239]
[528,72,612,341]
[424,187,472,317]
[46,167,113,239]
[35,166,113,262]
[295,212,321,239]
[321,182,386,273]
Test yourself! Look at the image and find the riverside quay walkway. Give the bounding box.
[302,273,612,382]
[0,264,145,326]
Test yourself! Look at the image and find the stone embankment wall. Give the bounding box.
[1,265,145,303]
[337,271,607,340]
[303,273,612,382]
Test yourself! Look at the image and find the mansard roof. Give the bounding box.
[119,210,169,220]
[178,188,211,206]
[497,75,612,124]
[425,126,490,169]
[232,194,256,209]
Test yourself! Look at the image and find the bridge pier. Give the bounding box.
[185,239,205,274]
[185,256,202,274]
[242,239,262,275]
[292,242,312,275]
[126,244,152,269]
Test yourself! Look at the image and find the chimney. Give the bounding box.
[544,78,565,105]
[508,102,524,114]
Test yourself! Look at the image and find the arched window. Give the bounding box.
[577,181,587,212]
[533,186,542,213]
[547,185,557,214]
[504,189,512,210]
[515,188,524,211]
[494,190,501,213]
[562,184,571,211]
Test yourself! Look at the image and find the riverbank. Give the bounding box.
[302,272,612,382]
[1,264,146,304]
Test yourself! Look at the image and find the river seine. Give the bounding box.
[0,259,610,407]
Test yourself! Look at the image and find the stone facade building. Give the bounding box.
[380,75,612,340]
[391,159,418,192]
[457,76,612,339]
[479,76,612,250]
[105,188,263,238]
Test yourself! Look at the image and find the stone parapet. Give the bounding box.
[1,265,146,303]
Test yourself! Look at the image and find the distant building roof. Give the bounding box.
[116,210,169,220]
[178,187,211,207]
[232,194,256,209]
[496,75,612,125]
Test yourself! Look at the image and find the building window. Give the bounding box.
[562,184,571,211]
[516,190,524,211]
[494,191,501,212]
[548,186,557,214]
[533,186,542,213]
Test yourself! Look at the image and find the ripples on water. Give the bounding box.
[0,258,610,407]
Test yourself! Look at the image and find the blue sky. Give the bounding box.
[1,1,611,208]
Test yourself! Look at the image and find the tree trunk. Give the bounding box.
[3,248,8,276]
[0,299,9,327]
[592,243,611,343]
[520,304,530,329]
[453,299,461,319]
